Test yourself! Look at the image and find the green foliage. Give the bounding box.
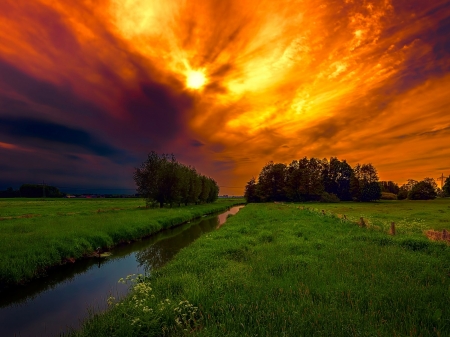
[0,198,243,284]
[319,192,340,203]
[408,181,437,200]
[134,152,218,207]
[74,203,450,337]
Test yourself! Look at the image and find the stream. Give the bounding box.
[0,205,244,337]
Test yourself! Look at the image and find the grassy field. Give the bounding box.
[74,201,450,337]
[0,198,244,285]
[292,199,450,234]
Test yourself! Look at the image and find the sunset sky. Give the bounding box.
[0,0,449,195]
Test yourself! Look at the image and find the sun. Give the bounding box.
[186,70,207,89]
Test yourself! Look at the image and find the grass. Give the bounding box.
[0,198,244,285]
[293,199,450,234]
[74,202,450,337]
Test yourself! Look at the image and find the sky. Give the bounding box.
[0,0,449,195]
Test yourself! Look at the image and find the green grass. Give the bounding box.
[0,198,244,284]
[293,199,450,234]
[74,203,450,337]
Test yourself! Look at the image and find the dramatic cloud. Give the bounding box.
[0,0,449,194]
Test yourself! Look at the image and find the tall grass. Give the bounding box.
[0,199,244,284]
[74,203,450,337]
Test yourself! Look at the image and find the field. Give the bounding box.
[295,199,450,234]
[0,198,244,285]
[74,201,450,337]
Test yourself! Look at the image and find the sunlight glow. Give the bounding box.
[186,70,207,90]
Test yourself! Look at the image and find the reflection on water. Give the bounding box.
[0,205,244,337]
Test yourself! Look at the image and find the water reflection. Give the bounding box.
[0,205,244,337]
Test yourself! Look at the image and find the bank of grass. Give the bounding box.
[74,203,450,337]
[0,198,243,285]
[296,198,450,234]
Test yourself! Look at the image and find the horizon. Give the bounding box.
[0,0,449,195]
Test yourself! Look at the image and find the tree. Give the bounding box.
[423,177,439,194]
[408,180,437,200]
[134,152,218,207]
[257,162,287,201]
[244,177,259,203]
[284,158,325,201]
[443,176,450,197]
[19,184,63,198]
[323,158,353,201]
[0,187,19,198]
[360,182,382,202]
[379,181,400,194]
[351,163,380,201]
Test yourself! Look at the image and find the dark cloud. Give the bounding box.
[121,81,193,147]
[0,116,133,163]
[0,59,104,120]
[190,139,204,147]
[212,160,235,172]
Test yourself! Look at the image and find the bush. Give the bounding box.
[380,192,397,200]
[319,192,340,203]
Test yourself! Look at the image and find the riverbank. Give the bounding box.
[0,198,244,285]
[74,203,450,337]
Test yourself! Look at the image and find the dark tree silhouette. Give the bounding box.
[134,151,218,207]
[443,176,450,197]
[408,180,437,200]
[244,177,259,203]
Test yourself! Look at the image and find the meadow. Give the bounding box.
[0,198,244,285]
[74,201,450,337]
[295,199,450,233]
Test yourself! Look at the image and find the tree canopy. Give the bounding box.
[134,151,219,207]
[408,180,437,200]
[443,176,450,197]
[245,157,381,203]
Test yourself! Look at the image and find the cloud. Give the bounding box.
[0,116,134,163]
[0,0,449,194]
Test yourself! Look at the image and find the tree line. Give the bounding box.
[245,157,381,203]
[396,178,449,200]
[244,157,450,203]
[134,151,219,208]
[0,184,64,198]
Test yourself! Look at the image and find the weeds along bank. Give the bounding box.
[0,198,244,285]
[75,203,450,337]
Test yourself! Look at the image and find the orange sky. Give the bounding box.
[0,0,449,194]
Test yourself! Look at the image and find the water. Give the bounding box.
[0,206,244,337]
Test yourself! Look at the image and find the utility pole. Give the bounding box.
[436,173,448,189]
[42,180,46,199]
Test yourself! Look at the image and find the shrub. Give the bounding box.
[319,192,340,203]
[380,192,397,200]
